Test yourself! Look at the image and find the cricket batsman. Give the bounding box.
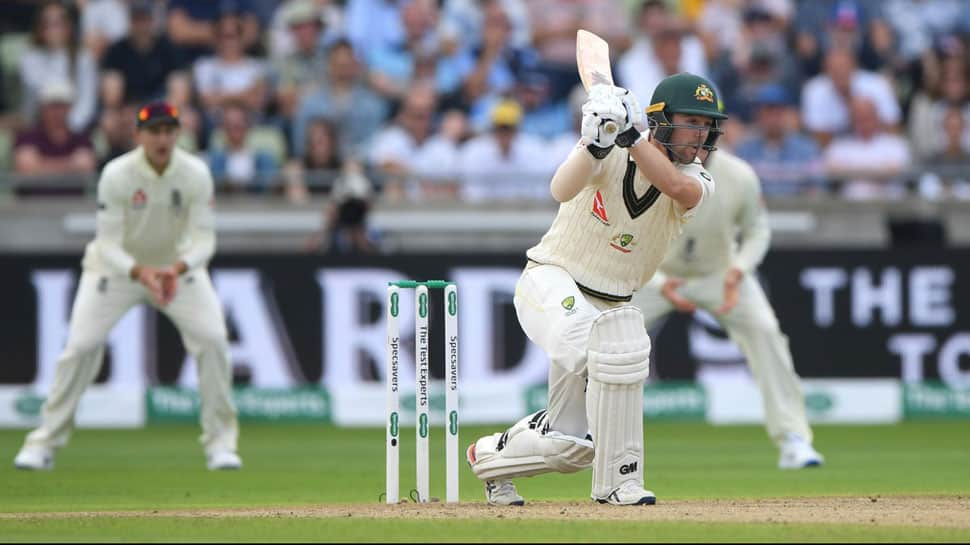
[466,73,726,505]
[630,149,824,470]
[13,102,241,471]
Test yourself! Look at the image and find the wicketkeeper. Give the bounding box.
[466,73,726,505]
[14,102,241,471]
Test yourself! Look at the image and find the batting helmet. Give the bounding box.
[647,73,727,162]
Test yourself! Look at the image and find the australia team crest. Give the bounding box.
[609,233,636,253]
[694,84,715,103]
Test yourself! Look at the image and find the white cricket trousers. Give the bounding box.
[513,263,625,439]
[631,271,812,445]
[22,269,238,455]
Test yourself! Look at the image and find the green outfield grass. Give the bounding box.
[1,421,968,542]
[4,517,970,543]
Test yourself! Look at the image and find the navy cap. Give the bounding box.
[754,84,792,107]
[136,101,180,129]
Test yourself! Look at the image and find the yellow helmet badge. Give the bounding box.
[694,84,715,103]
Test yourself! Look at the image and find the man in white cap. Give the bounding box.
[13,101,241,472]
[13,80,96,180]
[271,0,329,119]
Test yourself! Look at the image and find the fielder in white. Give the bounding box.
[13,102,241,471]
[630,149,824,470]
[466,73,726,506]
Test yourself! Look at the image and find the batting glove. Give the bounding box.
[613,87,646,148]
[581,84,627,157]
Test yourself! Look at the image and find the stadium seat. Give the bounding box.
[0,127,12,172]
[0,33,29,114]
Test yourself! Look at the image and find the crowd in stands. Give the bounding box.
[2,0,970,232]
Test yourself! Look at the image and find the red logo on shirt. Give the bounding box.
[132,189,147,209]
[591,190,609,225]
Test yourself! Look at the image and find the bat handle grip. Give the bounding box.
[604,120,618,135]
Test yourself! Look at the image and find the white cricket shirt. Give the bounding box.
[656,150,771,279]
[82,146,216,276]
[527,147,713,301]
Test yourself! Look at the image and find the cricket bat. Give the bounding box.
[576,29,618,135]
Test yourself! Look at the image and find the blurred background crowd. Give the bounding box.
[1,0,969,249]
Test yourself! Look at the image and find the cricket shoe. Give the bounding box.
[778,433,824,469]
[595,481,657,506]
[466,442,525,506]
[484,479,525,506]
[14,446,54,471]
[206,450,242,471]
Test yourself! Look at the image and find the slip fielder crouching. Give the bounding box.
[14,102,241,472]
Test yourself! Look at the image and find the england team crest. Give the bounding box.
[171,189,183,216]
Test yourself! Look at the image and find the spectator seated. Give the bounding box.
[207,103,281,193]
[12,80,96,196]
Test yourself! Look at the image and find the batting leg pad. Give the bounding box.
[468,410,594,481]
[585,306,651,499]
